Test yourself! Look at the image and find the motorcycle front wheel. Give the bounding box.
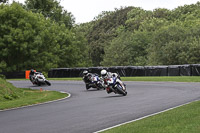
[36,79,41,86]
[45,80,51,86]
[116,84,127,96]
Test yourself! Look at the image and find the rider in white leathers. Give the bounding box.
[100,69,121,93]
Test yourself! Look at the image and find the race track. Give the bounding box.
[0,80,200,133]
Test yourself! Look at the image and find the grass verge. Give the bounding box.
[121,76,200,82]
[9,76,200,82]
[0,78,68,110]
[49,76,200,82]
[102,100,200,133]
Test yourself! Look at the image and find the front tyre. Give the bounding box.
[45,80,51,86]
[36,79,41,86]
[116,84,127,96]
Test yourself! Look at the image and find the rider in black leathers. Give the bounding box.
[29,69,37,84]
[83,70,94,89]
[82,70,103,90]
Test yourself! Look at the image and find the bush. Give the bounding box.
[3,94,13,100]
[0,74,5,79]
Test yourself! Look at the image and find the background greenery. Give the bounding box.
[1,0,200,73]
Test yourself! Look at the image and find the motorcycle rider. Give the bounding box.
[83,70,95,89]
[29,69,35,76]
[29,69,36,84]
[100,69,120,93]
[83,70,91,81]
[83,70,104,90]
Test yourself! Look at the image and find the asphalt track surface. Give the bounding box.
[1,80,200,133]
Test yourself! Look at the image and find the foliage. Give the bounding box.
[0,0,8,3]
[0,78,21,101]
[25,0,75,28]
[1,1,200,72]
[86,7,134,66]
[78,1,200,67]
[0,2,89,72]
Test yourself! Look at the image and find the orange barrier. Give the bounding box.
[25,70,36,79]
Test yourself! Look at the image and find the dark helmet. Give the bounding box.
[30,69,35,75]
[31,69,35,73]
[83,70,88,75]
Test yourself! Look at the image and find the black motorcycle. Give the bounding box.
[83,74,104,90]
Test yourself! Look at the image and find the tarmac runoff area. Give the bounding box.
[0,80,199,133]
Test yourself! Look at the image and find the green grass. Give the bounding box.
[49,76,200,82]
[121,76,200,82]
[0,78,68,110]
[9,76,200,82]
[102,100,200,133]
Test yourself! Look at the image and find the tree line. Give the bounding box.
[1,0,200,73]
[81,3,200,66]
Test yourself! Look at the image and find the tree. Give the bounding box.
[0,3,60,71]
[153,8,171,20]
[125,7,152,31]
[0,0,8,3]
[147,23,187,65]
[87,7,134,66]
[187,38,200,64]
[101,30,132,66]
[101,27,150,66]
[25,0,74,28]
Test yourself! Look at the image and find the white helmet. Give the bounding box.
[101,69,107,77]
[83,70,88,75]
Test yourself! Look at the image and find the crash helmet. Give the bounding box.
[83,70,88,75]
[30,69,35,75]
[30,69,35,73]
[101,69,107,78]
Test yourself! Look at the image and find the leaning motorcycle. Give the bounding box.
[83,74,104,90]
[105,76,127,96]
[30,72,51,86]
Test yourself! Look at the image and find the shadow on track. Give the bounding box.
[81,89,104,92]
[100,94,125,98]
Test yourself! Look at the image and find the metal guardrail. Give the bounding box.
[48,64,200,78]
[1,64,200,78]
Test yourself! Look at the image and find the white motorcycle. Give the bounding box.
[105,76,127,96]
[30,72,51,86]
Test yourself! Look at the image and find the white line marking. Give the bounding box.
[0,91,71,112]
[94,99,199,133]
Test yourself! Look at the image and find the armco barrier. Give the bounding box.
[48,64,200,78]
[1,64,200,79]
[144,66,168,76]
[168,65,180,76]
[191,64,200,76]
[0,71,25,79]
[180,65,191,76]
